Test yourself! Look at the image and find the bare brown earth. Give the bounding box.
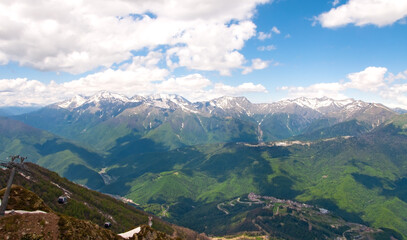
[0,211,59,240]
[0,184,209,240]
[0,211,123,240]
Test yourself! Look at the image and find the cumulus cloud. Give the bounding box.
[156,74,212,98]
[0,78,61,106]
[380,83,407,108]
[271,26,281,34]
[316,0,407,28]
[242,58,269,75]
[61,51,170,96]
[257,45,277,51]
[280,66,407,108]
[280,82,348,99]
[0,72,268,107]
[332,0,340,6]
[386,70,407,83]
[158,78,268,102]
[258,32,272,40]
[281,66,387,97]
[0,0,269,75]
[212,82,267,96]
[166,20,256,76]
[257,26,280,41]
[344,66,387,91]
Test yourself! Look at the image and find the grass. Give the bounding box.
[107,132,407,238]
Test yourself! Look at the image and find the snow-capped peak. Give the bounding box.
[279,97,357,110]
[88,91,130,103]
[209,96,251,109]
[145,94,191,109]
[130,95,146,102]
[148,94,189,103]
[58,95,88,109]
[57,91,133,109]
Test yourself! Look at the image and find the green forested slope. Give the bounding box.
[98,116,407,238]
[0,117,105,189]
[4,110,407,238]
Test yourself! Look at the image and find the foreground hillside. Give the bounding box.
[0,160,400,239]
[0,185,186,239]
[0,185,121,239]
[0,163,208,239]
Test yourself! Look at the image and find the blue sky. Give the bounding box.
[0,0,406,107]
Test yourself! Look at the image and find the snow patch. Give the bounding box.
[58,95,87,109]
[118,227,141,239]
[5,210,47,215]
[50,182,72,198]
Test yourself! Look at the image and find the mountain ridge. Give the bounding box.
[2,96,407,238]
[13,92,397,151]
[53,91,394,116]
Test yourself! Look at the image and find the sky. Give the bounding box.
[0,0,407,108]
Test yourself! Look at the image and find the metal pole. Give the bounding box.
[0,167,16,216]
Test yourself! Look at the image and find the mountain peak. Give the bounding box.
[280,96,357,110]
[148,93,189,103]
[57,95,88,109]
[192,96,254,116]
[89,91,130,103]
[145,93,192,110]
[213,96,250,101]
[57,91,134,109]
[210,96,251,107]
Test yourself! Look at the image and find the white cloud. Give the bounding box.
[62,51,170,96]
[271,26,280,34]
[380,83,407,108]
[257,26,280,41]
[242,58,269,75]
[281,82,348,99]
[344,66,388,91]
[156,74,212,100]
[316,0,407,28]
[155,77,268,102]
[332,0,340,6]
[167,20,256,76]
[212,82,267,96]
[0,78,62,106]
[280,66,407,108]
[258,32,272,40]
[257,45,277,51]
[270,60,281,67]
[386,70,407,83]
[0,0,270,75]
[0,63,268,106]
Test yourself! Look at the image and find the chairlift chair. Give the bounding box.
[104,222,112,228]
[58,196,67,204]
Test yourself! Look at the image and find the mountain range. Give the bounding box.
[13,92,397,151]
[2,91,407,239]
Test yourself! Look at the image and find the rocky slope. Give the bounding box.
[0,163,209,240]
